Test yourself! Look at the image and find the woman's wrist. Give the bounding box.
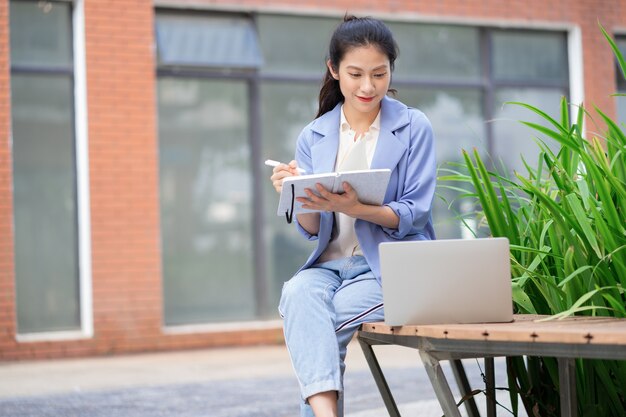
[346,203,399,229]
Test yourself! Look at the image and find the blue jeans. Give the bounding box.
[278,256,385,417]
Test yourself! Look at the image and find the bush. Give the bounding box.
[440,25,626,416]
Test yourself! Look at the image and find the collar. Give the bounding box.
[340,106,381,134]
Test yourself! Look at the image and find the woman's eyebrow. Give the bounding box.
[345,64,389,71]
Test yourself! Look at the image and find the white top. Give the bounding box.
[336,107,380,169]
[318,106,381,263]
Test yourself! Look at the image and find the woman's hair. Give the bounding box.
[316,15,399,118]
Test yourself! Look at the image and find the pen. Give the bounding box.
[265,159,306,174]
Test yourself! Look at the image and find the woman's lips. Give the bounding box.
[357,96,374,102]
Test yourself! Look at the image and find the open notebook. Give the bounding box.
[277,169,392,223]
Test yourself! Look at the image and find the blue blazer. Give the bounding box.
[294,95,437,282]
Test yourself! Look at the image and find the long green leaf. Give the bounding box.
[512,280,536,313]
[564,193,602,258]
[498,182,519,246]
[473,148,508,234]
[547,286,614,319]
[464,149,508,238]
[520,121,577,149]
[517,176,581,248]
[600,22,626,80]
[596,107,626,147]
[593,360,624,414]
[560,95,569,130]
[601,291,626,316]
[513,245,550,287]
[506,101,570,135]
[570,144,626,237]
[543,305,613,321]
[558,265,594,288]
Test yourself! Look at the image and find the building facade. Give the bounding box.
[1,0,625,360]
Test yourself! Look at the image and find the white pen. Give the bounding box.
[265,159,306,174]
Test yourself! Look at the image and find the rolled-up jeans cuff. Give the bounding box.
[301,378,343,403]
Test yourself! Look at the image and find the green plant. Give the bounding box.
[439,25,626,416]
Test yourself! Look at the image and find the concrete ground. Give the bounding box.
[0,341,524,416]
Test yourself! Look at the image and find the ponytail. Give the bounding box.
[316,68,344,119]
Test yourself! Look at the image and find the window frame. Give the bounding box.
[615,34,626,127]
[615,34,626,91]
[11,0,93,342]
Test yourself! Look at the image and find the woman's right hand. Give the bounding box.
[270,160,302,193]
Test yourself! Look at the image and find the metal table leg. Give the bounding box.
[451,359,481,417]
[485,357,496,417]
[357,336,401,417]
[558,357,577,417]
[420,350,463,417]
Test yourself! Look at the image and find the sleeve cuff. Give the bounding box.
[382,202,411,239]
[296,220,319,241]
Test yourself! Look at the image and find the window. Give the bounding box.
[491,30,569,176]
[156,12,262,325]
[10,0,81,334]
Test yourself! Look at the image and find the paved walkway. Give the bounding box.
[0,341,521,416]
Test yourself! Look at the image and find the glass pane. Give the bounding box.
[155,13,262,68]
[618,37,626,57]
[257,14,335,77]
[492,30,568,84]
[617,95,626,126]
[260,81,319,313]
[493,88,564,176]
[398,88,485,239]
[158,77,254,325]
[388,22,481,81]
[11,73,80,333]
[616,37,626,91]
[10,0,73,68]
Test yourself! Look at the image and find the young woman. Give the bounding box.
[270,15,437,417]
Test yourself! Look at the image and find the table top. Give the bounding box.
[360,314,626,346]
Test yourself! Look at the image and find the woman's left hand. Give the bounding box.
[297,182,361,216]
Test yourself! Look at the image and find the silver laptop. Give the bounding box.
[379,238,513,326]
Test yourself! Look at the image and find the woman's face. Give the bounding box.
[328,44,391,122]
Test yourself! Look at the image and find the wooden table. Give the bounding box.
[357,314,626,417]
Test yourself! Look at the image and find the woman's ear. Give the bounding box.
[326,60,339,80]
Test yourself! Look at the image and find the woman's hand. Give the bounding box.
[297,181,360,214]
[270,160,301,194]
[298,181,400,229]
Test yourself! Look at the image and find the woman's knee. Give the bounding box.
[280,275,313,306]
[279,272,330,315]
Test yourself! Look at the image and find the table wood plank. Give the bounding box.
[361,314,626,345]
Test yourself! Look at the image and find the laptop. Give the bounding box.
[379,238,513,326]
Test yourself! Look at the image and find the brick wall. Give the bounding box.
[85,0,163,357]
[0,0,624,360]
